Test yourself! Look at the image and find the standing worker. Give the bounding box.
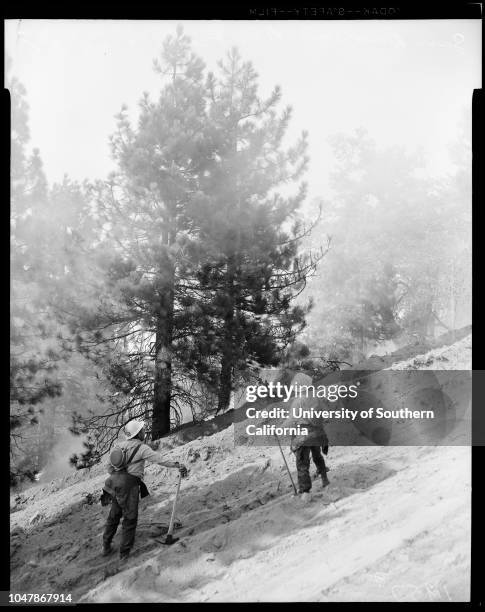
[101,419,187,562]
[285,373,330,502]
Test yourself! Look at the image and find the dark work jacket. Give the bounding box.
[286,398,329,451]
[103,471,149,500]
[289,419,328,451]
[103,471,139,497]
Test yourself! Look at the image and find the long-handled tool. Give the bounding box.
[160,472,182,545]
[274,433,298,495]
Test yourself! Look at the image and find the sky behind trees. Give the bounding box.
[6,19,481,200]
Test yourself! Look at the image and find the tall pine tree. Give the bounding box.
[69,27,216,448]
[191,48,322,412]
[66,31,323,466]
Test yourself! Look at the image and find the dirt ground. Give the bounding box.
[10,335,471,602]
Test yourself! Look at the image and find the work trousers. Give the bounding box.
[295,445,327,494]
[102,473,140,556]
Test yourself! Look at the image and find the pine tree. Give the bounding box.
[65,32,323,466]
[67,27,216,451]
[191,48,322,412]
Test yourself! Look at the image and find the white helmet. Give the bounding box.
[124,419,145,440]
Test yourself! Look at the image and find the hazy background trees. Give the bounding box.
[9,58,106,484]
[301,127,471,364]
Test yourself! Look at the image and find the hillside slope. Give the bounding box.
[10,335,471,602]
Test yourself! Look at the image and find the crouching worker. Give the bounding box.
[101,419,187,562]
[285,395,330,500]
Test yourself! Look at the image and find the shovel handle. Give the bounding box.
[274,433,298,495]
[167,471,182,537]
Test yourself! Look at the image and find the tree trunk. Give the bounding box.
[217,256,236,413]
[152,263,175,440]
[217,342,233,413]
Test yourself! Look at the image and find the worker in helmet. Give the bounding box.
[102,419,187,562]
[284,373,330,502]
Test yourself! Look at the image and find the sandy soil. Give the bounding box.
[10,335,471,602]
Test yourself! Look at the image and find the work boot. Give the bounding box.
[119,552,129,565]
[300,491,312,503]
[102,544,113,557]
[321,474,330,488]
